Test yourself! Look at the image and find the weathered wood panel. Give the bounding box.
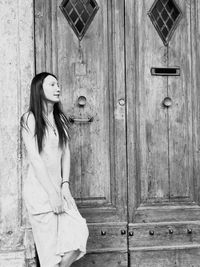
[134,205,200,223]
[130,247,200,267]
[72,251,127,267]
[126,0,169,207]
[191,0,200,205]
[129,221,200,248]
[168,0,193,201]
[87,223,127,251]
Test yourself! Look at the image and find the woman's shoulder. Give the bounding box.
[21,111,35,131]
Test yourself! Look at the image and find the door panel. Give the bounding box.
[168,0,193,200]
[34,0,128,266]
[131,0,169,203]
[126,0,200,266]
[130,248,200,267]
[72,251,128,267]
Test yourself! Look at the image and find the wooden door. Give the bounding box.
[126,0,200,266]
[34,0,128,266]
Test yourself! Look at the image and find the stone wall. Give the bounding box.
[0,0,34,266]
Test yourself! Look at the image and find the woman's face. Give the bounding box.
[42,75,60,103]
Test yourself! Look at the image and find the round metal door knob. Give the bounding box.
[78,96,87,106]
[162,97,172,107]
[169,229,173,234]
[187,228,192,234]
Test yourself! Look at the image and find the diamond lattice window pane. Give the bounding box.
[148,0,182,46]
[60,0,99,40]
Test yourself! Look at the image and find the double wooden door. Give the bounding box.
[34,0,200,266]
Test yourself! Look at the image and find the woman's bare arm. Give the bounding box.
[61,140,77,210]
[61,141,70,183]
[21,112,56,196]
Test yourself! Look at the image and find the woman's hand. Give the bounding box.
[48,190,64,214]
[61,183,77,210]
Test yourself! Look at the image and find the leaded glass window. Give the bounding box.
[60,0,99,40]
[148,0,182,46]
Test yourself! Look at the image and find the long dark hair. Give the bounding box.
[21,72,70,153]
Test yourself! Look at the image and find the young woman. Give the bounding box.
[21,72,89,267]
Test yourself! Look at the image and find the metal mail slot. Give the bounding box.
[151,67,180,76]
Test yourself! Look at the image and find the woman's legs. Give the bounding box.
[59,250,81,267]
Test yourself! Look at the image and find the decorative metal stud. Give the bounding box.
[60,0,99,40]
[148,0,182,46]
[149,230,155,235]
[118,99,125,106]
[129,231,134,236]
[101,230,106,236]
[121,230,126,235]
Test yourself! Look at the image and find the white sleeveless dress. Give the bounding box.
[23,126,89,267]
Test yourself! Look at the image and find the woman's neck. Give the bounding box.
[43,102,54,117]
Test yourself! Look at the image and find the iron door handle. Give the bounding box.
[69,116,93,123]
